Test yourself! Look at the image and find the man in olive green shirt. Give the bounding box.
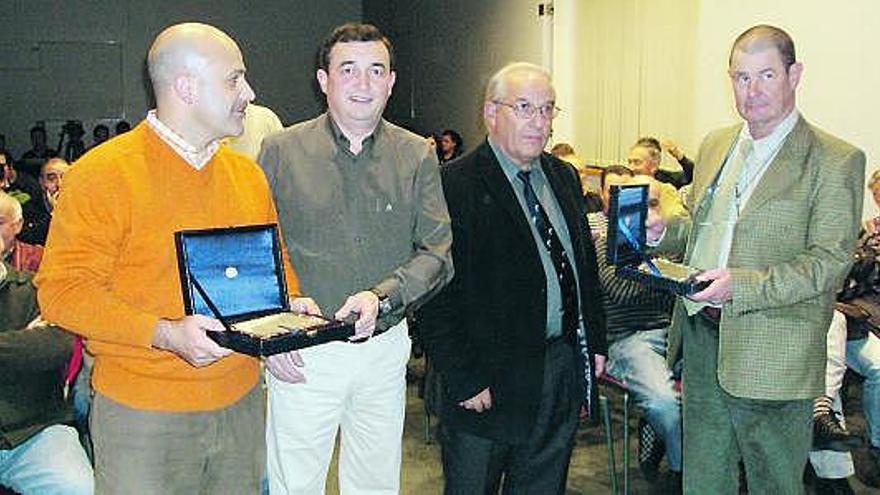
[258,23,452,494]
[0,235,92,493]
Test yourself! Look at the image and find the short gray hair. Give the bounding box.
[484,62,552,102]
[730,24,797,71]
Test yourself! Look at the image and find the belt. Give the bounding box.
[347,318,405,344]
[348,326,390,344]
[699,306,722,324]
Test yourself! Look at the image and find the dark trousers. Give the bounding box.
[440,340,580,495]
[682,313,813,495]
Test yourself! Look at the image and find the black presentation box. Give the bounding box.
[606,184,709,296]
[174,223,354,356]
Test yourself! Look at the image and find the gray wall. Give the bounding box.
[1,0,544,160]
[365,0,544,154]
[0,0,361,159]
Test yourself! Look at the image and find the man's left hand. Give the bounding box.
[335,291,379,339]
[689,268,732,304]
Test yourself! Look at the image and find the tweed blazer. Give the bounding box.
[661,116,865,400]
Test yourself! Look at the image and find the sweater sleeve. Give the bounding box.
[34,164,159,349]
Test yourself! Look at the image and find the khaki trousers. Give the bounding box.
[92,385,264,495]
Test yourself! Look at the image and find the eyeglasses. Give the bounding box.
[493,100,561,120]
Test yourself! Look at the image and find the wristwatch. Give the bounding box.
[370,288,392,316]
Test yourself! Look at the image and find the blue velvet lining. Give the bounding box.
[181,227,284,319]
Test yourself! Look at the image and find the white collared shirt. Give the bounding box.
[145,110,220,170]
[731,108,800,211]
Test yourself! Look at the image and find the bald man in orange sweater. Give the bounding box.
[35,23,312,494]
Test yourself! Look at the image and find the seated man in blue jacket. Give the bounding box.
[0,235,92,494]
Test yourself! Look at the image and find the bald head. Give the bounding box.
[145,22,255,148]
[147,23,239,94]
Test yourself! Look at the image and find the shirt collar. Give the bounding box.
[145,110,221,170]
[0,261,7,287]
[488,137,541,182]
[326,113,383,157]
[739,108,800,160]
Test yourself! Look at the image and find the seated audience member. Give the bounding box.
[60,121,87,163]
[626,139,687,219]
[18,158,68,246]
[91,124,110,149]
[39,158,69,214]
[807,310,875,494]
[632,136,694,189]
[437,129,464,165]
[550,142,576,161]
[0,234,93,494]
[657,138,695,187]
[114,120,131,135]
[0,192,42,272]
[1,152,47,246]
[809,171,880,491]
[1,151,41,205]
[589,166,682,489]
[19,125,57,171]
[227,103,283,159]
[551,142,603,213]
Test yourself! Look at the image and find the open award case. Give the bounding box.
[606,184,709,296]
[174,224,354,356]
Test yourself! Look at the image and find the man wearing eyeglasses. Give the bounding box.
[647,25,865,492]
[420,62,606,493]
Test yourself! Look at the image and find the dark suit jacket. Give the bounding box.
[420,140,606,442]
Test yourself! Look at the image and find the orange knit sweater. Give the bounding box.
[35,122,299,412]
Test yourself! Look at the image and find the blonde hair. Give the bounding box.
[868,170,880,191]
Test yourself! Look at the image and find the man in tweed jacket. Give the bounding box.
[650,25,865,493]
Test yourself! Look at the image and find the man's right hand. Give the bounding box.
[459,387,492,413]
[152,315,232,367]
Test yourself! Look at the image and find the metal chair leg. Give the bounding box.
[424,407,433,444]
[622,390,630,495]
[600,395,618,494]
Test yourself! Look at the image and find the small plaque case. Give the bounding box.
[174,224,354,356]
[606,184,709,296]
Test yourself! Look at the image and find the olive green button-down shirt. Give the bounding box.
[0,263,74,448]
[258,114,453,330]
